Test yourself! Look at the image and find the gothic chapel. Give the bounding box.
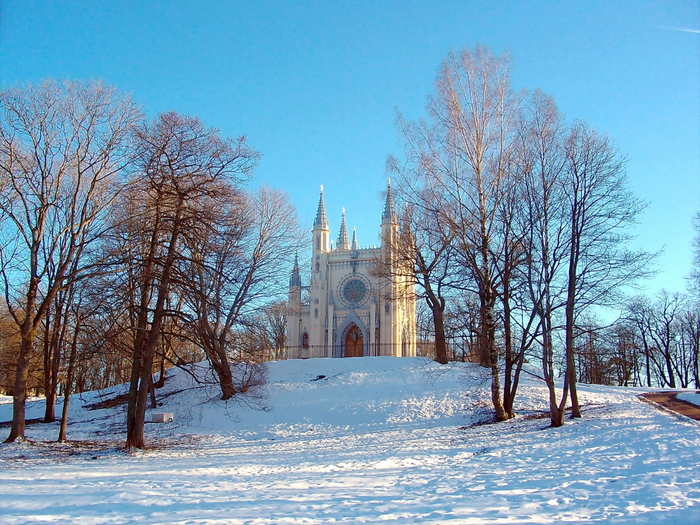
[287,182,417,358]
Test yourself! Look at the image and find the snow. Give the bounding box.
[1,357,700,524]
[677,392,700,407]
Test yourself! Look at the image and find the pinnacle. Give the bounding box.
[382,178,397,224]
[314,185,329,230]
[337,208,350,250]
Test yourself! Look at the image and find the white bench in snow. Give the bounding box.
[152,412,174,423]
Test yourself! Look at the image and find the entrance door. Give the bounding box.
[344,324,364,357]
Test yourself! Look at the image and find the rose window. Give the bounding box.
[340,277,369,307]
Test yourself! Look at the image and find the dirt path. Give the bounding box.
[640,391,700,421]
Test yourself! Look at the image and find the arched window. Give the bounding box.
[302,332,309,349]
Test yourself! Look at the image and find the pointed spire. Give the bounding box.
[382,178,397,224]
[314,185,329,230]
[351,227,358,251]
[337,207,350,250]
[289,253,301,287]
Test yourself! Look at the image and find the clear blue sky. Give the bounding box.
[1,1,698,296]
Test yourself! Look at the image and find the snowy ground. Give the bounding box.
[677,392,700,407]
[1,357,699,524]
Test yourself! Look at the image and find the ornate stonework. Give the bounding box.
[338,274,370,308]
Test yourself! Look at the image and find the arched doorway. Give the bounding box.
[344,324,364,357]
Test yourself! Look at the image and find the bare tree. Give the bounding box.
[0,80,140,442]
[41,283,71,422]
[690,213,700,299]
[608,321,643,387]
[0,302,22,394]
[123,111,258,449]
[679,305,700,388]
[519,91,573,426]
[257,301,290,361]
[628,292,687,388]
[57,281,92,442]
[395,47,523,420]
[561,122,655,417]
[372,180,457,364]
[180,186,302,399]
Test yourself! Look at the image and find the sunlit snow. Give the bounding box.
[1,357,699,524]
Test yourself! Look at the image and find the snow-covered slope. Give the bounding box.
[677,391,700,407]
[1,357,699,524]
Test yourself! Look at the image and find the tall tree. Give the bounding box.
[561,122,655,417]
[123,112,258,449]
[180,186,301,399]
[0,80,140,442]
[394,47,523,420]
[520,91,571,427]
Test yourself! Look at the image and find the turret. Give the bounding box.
[289,253,301,307]
[381,178,397,225]
[381,178,398,261]
[313,186,331,254]
[289,253,301,288]
[336,208,350,251]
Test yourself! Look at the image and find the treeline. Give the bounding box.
[382,47,691,427]
[412,290,700,391]
[0,81,301,448]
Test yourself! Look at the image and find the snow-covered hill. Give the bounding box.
[1,357,699,524]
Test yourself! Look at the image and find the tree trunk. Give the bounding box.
[6,280,40,443]
[149,373,157,409]
[45,297,68,423]
[127,198,182,449]
[478,301,491,368]
[7,334,33,442]
[154,350,167,389]
[432,305,448,365]
[664,351,677,389]
[58,315,81,442]
[126,212,161,449]
[42,305,53,422]
[484,300,508,421]
[565,226,582,418]
[502,276,517,418]
[212,359,236,400]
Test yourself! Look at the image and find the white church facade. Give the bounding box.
[287,183,417,358]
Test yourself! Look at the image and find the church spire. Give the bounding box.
[289,253,301,287]
[337,208,350,250]
[382,178,397,224]
[351,227,358,251]
[314,185,329,231]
